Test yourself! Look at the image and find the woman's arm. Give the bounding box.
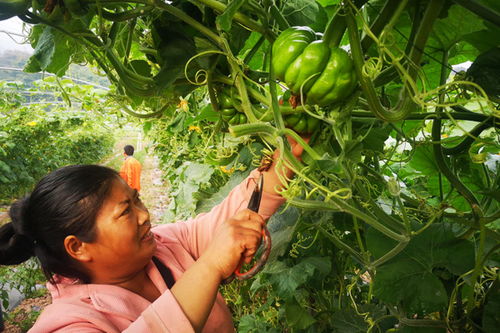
[169,209,264,332]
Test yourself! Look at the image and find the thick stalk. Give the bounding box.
[346,0,446,122]
[101,6,154,22]
[323,0,369,48]
[229,122,277,137]
[353,180,407,234]
[431,50,481,214]
[288,198,407,242]
[370,239,409,268]
[351,111,493,123]
[442,119,496,155]
[123,18,136,66]
[220,35,258,123]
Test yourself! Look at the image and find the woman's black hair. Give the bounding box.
[0,165,119,283]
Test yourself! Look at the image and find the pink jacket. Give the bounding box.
[29,170,285,333]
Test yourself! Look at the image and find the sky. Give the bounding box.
[0,17,34,54]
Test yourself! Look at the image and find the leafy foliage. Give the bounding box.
[0,79,115,203]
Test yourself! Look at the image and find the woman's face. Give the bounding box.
[84,178,156,282]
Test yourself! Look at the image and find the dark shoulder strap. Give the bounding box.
[152,256,175,289]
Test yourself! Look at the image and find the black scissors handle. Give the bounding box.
[223,174,272,283]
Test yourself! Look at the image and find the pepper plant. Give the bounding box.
[1,0,499,332]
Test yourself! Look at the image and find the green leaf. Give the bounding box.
[24,27,72,76]
[430,5,485,50]
[483,280,500,332]
[367,222,475,313]
[282,0,329,32]
[316,0,341,7]
[186,104,220,125]
[267,206,300,262]
[237,31,267,70]
[264,257,331,297]
[163,162,214,221]
[409,145,439,176]
[464,21,500,53]
[466,47,500,99]
[143,121,152,135]
[196,169,251,214]
[216,0,246,32]
[361,126,392,153]
[284,297,316,330]
[331,308,368,333]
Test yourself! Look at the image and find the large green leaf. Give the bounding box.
[483,280,500,332]
[24,27,72,76]
[430,5,485,51]
[367,222,475,313]
[163,162,214,221]
[281,0,328,32]
[195,169,251,214]
[260,257,330,298]
[216,0,246,32]
[267,206,300,262]
[284,297,316,330]
[409,145,439,176]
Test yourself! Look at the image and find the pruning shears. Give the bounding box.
[223,173,271,283]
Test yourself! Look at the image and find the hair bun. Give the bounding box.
[0,223,35,265]
[0,197,35,265]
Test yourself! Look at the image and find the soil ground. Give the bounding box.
[1,148,169,332]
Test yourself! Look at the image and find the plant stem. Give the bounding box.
[317,225,366,265]
[370,239,409,267]
[346,0,446,122]
[194,0,268,37]
[350,111,493,122]
[361,0,401,51]
[431,50,481,214]
[153,0,223,46]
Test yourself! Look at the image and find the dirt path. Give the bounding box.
[2,150,169,332]
[138,154,170,225]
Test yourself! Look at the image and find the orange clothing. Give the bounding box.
[119,156,142,191]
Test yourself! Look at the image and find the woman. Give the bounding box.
[0,142,303,332]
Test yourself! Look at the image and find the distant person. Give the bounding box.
[119,145,142,191]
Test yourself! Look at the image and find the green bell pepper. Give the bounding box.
[218,90,247,125]
[272,26,357,106]
[284,113,320,134]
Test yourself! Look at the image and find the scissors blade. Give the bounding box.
[247,173,264,213]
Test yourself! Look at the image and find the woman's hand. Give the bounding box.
[263,135,310,195]
[200,209,264,280]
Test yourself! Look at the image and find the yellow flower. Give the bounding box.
[177,97,189,112]
[219,166,235,174]
[26,121,37,127]
[188,125,201,133]
[441,134,448,138]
